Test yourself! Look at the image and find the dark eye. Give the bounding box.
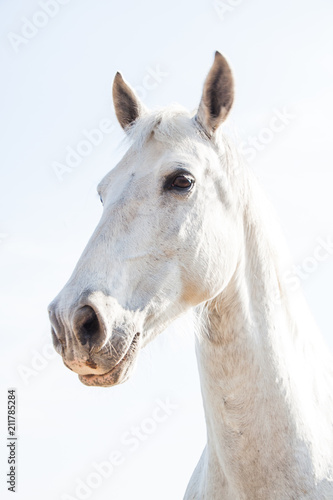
[99,194,103,205]
[171,175,194,190]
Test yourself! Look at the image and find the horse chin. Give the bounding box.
[78,332,141,388]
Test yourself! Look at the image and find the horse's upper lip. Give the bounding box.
[78,332,141,386]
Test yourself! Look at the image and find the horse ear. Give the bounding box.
[195,51,234,137]
[112,72,146,131]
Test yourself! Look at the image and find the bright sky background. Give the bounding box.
[1,1,333,499]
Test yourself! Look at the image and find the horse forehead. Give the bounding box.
[101,140,158,182]
[102,144,189,186]
[99,131,219,199]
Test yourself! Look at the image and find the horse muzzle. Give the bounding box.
[48,294,142,387]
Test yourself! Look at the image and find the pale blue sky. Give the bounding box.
[1,1,333,499]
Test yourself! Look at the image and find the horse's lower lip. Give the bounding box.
[78,332,140,387]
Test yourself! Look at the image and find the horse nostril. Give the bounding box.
[73,305,103,347]
[51,327,63,352]
[48,302,65,349]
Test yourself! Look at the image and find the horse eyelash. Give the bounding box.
[97,192,103,205]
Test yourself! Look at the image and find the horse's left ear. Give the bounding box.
[112,72,147,131]
[195,51,234,137]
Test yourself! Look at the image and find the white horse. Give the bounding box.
[48,52,333,499]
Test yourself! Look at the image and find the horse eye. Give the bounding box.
[99,195,103,205]
[171,175,194,189]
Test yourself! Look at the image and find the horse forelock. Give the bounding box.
[124,105,211,149]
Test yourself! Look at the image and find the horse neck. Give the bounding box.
[194,175,333,497]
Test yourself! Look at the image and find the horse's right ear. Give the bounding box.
[112,72,146,131]
[195,51,234,137]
